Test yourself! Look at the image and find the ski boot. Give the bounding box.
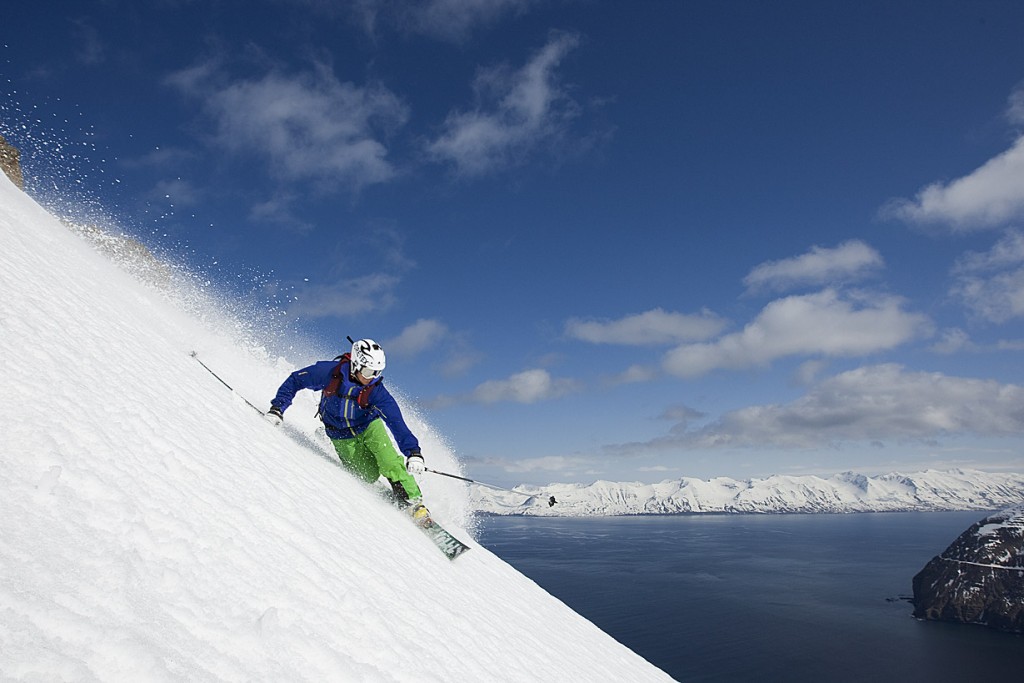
[408,501,433,528]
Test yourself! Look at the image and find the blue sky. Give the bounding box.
[4,0,1024,486]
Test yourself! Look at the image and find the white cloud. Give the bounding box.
[952,229,1024,274]
[164,59,218,93]
[385,319,450,356]
[438,349,484,378]
[951,230,1024,323]
[624,364,1024,450]
[710,364,1024,445]
[882,134,1024,231]
[168,62,408,189]
[248,193,315,233]
[743,240,883,294]
[566,308,727,345]
[605,364,658,385]
[952,268,1024,324]
[384,319,482,376]
[1007,81,1024,125]
[663,289,932,378]
[470,368,579,404]
[658,405,705,431]
[287,273,400,318]
[928,328,976,355]
[503,455,592,473]
[427,32,581,175]
[320,0,537,42]
[71,19,105,66]
[793,359,828,386]
[397,0,537,42]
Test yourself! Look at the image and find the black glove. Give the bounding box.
[265,405,283,426]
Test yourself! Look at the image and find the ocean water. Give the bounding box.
[477,512,1022,682]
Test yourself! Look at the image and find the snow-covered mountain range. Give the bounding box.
[470,468,1024,516]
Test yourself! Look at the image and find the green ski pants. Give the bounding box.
[331,419,422,500]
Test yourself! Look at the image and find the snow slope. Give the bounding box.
[471,470,1024,516]
[0,174,670,681]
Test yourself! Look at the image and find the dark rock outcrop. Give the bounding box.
[0,132,24,189]
[912,505,1024,633]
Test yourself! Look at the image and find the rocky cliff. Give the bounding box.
[912,505,1024,633]
[0,132,24,189]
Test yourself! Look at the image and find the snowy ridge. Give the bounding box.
[471,469,1024,516]
[939,503,1024,567]
[0,175,670,680]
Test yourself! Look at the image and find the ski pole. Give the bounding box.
[190,351,266,416]
[425,468,556,506]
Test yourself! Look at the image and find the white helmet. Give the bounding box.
[351,338,386,379]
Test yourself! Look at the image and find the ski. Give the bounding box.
[414,515,471,560]
[382,493,470,561]
[379,491,470,560]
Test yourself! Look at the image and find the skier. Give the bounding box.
[265,338,431,524]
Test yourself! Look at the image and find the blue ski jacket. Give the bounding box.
[270,360,421,456]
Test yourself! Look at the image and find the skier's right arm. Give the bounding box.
[269,362,334,414]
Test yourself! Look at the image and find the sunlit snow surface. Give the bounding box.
[0,175,670,681]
